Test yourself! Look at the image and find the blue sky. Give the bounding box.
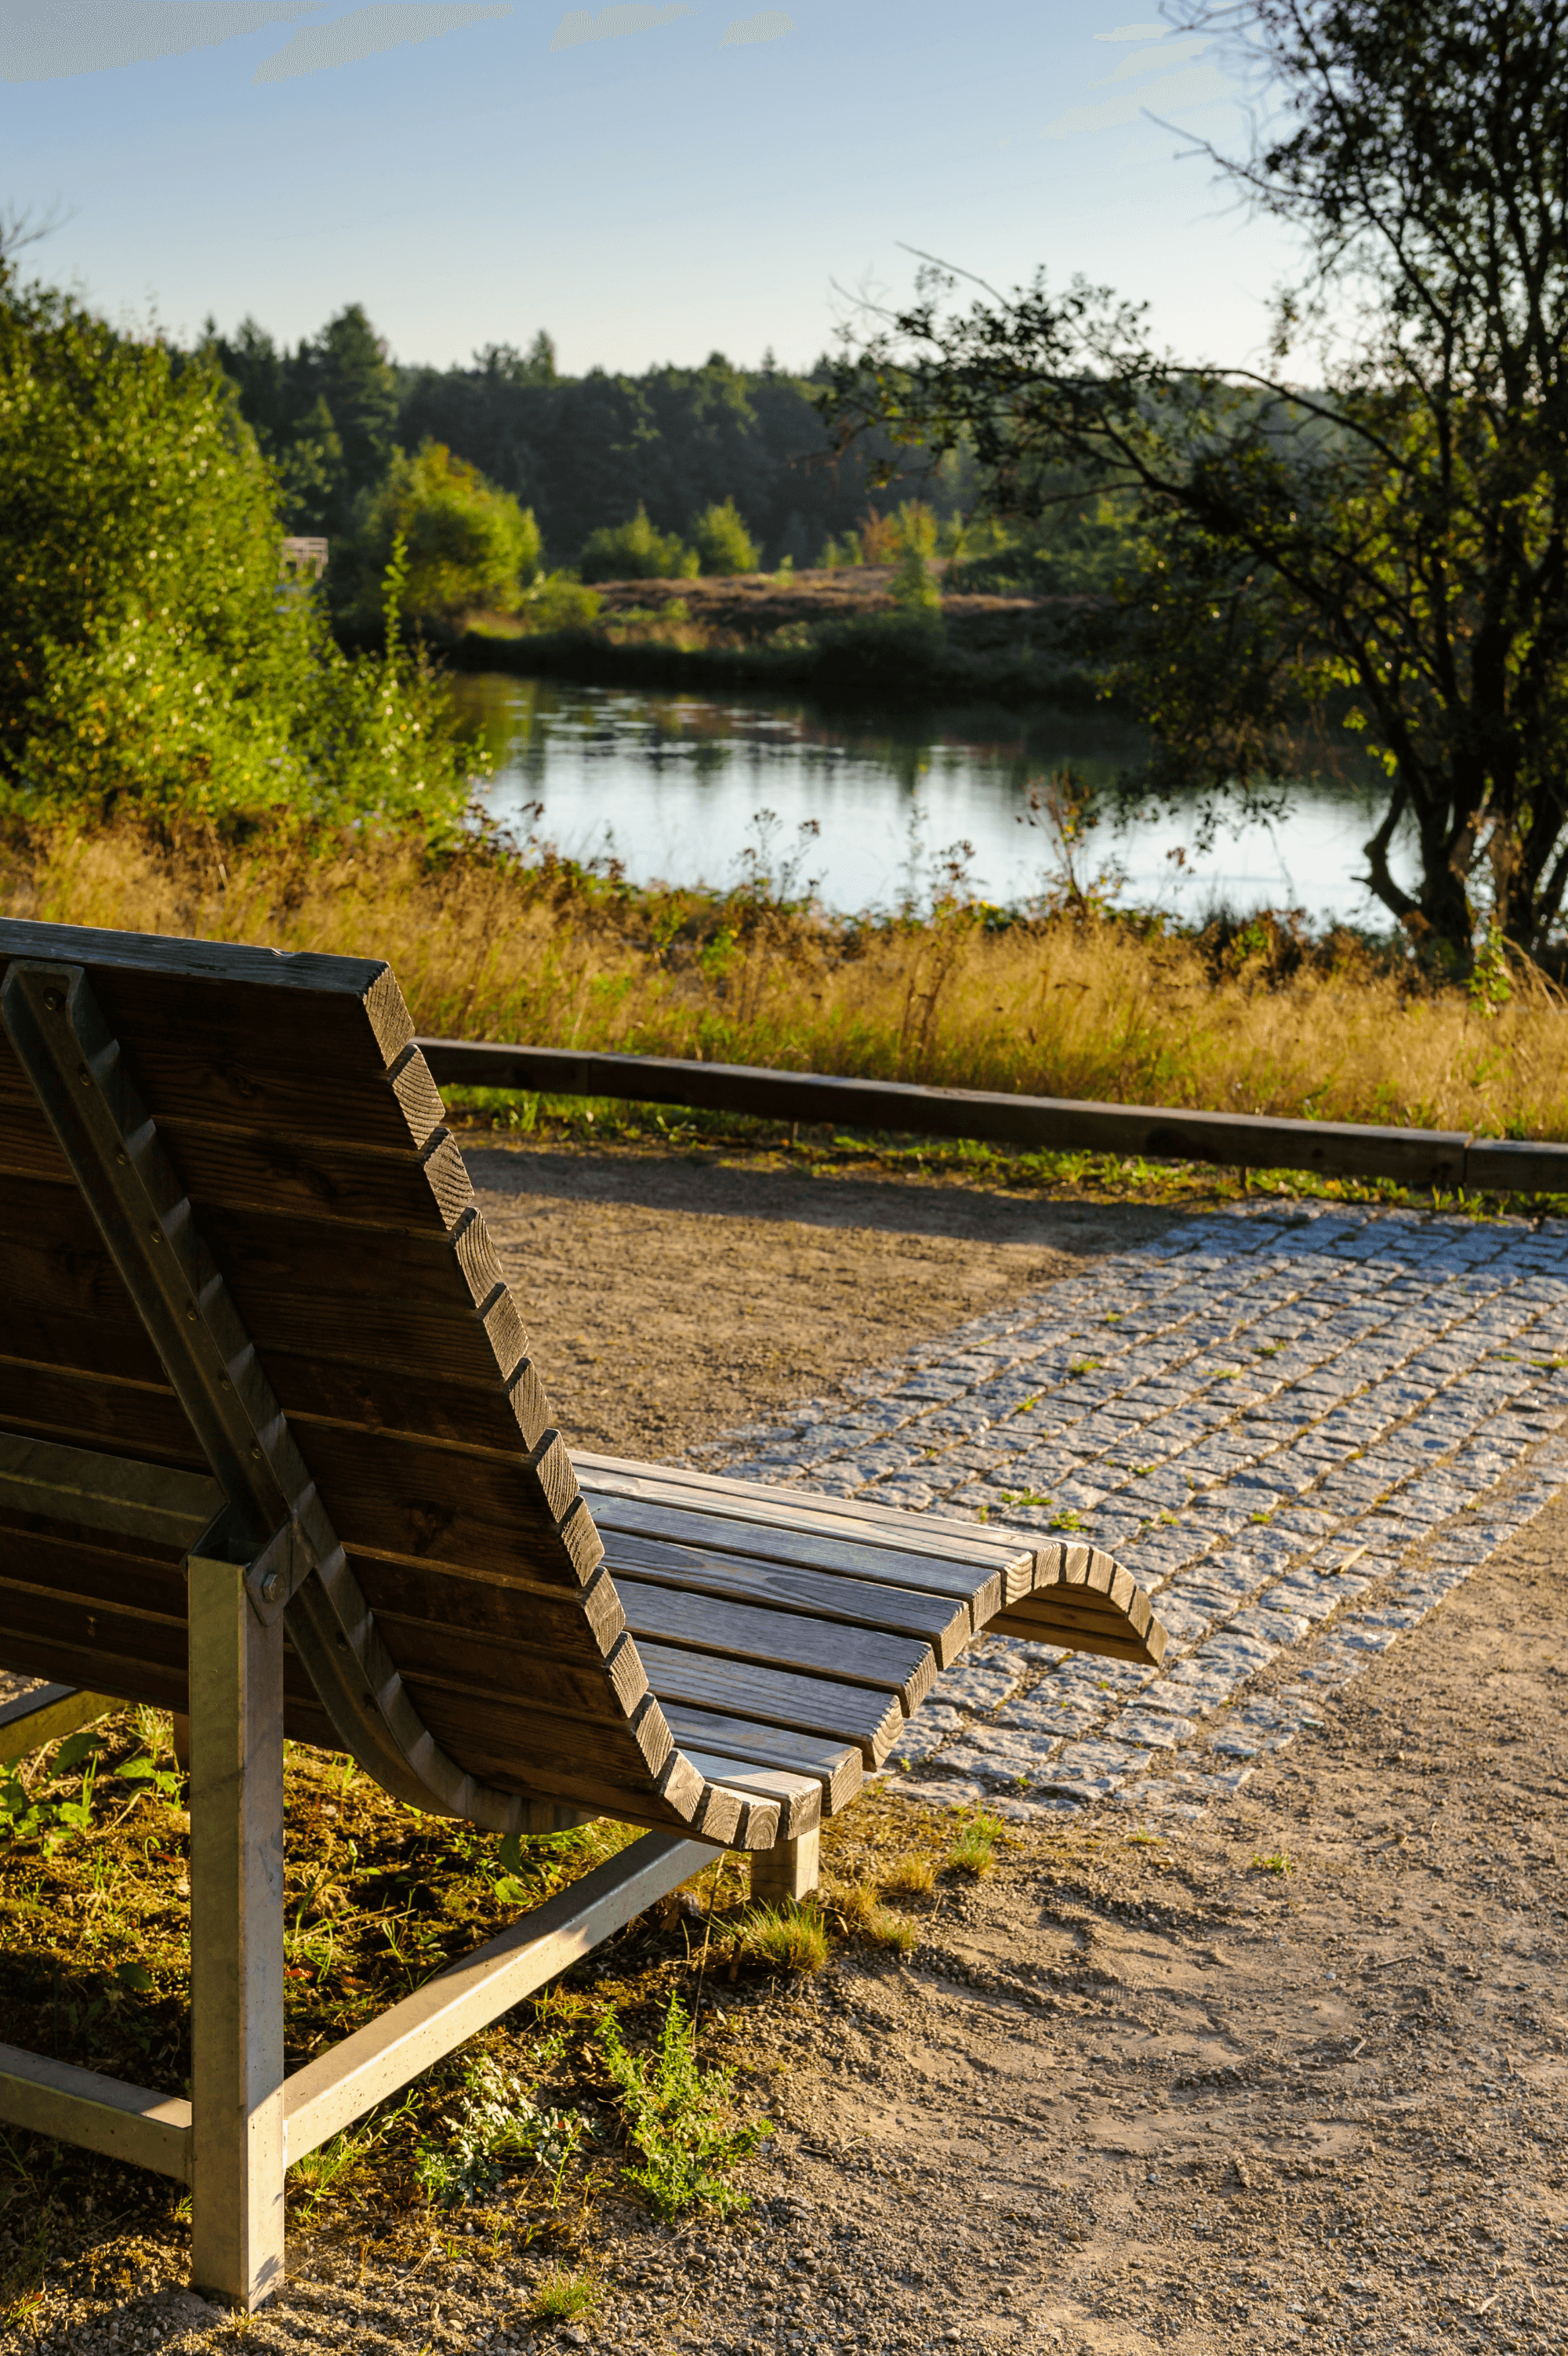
[2,2,1293,372]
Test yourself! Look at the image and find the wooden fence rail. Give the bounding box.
[416,1038,1568,1196]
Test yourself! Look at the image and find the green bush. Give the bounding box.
[0,262,481,834]
[344,438,542,626]
[688,496,759,575]
[579,505,698,583]
[890,500,942,615]
[516,572,603,632]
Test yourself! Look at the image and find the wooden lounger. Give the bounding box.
[0,917,1164,2309]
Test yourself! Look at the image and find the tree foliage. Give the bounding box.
[824,0,1568,960]
[688,496,760,575]
[339,438,543,626]
[579,505,698,583]
[0,267,478,833]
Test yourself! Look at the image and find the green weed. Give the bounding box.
[1252,1850,1294,1876]
[598,1993,770,2218]
[412,2053,588,2209]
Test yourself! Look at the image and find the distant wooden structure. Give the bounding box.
[278,537,328,585]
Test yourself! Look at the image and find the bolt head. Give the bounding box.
[42,989,63,1012]
[260,1570,283,1603]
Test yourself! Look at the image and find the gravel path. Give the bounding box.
[706,1201,1568,1822]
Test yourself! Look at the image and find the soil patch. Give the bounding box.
[467,1138,1182,1458]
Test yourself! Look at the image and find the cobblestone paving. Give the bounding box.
[701,1202,1568,1821]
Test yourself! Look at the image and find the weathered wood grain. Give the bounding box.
[598,1526,968,1662]
[634,1641,906,1763]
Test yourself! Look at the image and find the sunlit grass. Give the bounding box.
[10,816,1568,1149]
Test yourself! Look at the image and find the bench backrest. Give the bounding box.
[0,918,699,1835]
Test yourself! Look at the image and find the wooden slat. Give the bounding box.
[274,1355,550,1454]
[575,1453,1029,1570]
[0,1364,203,1468]
[0,1180,524,1387]
[680,1752,822,1840]
[615,1578,934,1711]
[0,1684,118,1766]
[293,1425,593,1579]
[989,1606,1165,1665]
[375,1623,649,1726]
[599,1526,969,1662]
[585,1494,1003,1622]
[0,1104,474,1235]
[635,1641,906,1764]
[662,1707,863,1813]
[349,1557,627,1653]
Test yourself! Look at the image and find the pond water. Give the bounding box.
[452,673,1414,928]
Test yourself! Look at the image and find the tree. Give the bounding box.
[579,505,698,583]
[823,0,1568,962]
[688,496,760,574]
[0,262,478,833]
[210,302,398,536]
[342,439,543,626]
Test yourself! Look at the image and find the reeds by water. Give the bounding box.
[9,821,1568,1142]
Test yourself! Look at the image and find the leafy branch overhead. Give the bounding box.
[822,0,1568,963]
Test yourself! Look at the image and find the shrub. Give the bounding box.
[890,500,942,615]
[344,438,543,626]
[0,261,481,835]
[515,572,603,632]
[579,506,698,583]
[688,496,760,575]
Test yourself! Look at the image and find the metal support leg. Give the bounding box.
[187,1553,285,2311]
[749,1829,820,1905]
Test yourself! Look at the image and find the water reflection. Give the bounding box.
[450,673,1413,925]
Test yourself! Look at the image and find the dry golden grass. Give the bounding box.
[9,820,1568,1139]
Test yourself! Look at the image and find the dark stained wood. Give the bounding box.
[419,1037,1476,1188]
[659,1707,863,1810]
[0,1107,474,1234]
[270,1355,550,1453]
[377,1622,648,1724]
[585,1493,1004,1622]
[634,1641,906,1764]
[615,1578,935,1710]
[0,1364,203,1468]
[599,1526,969,1663]
[297,1425,593,1579]
[347,1556,627,1653]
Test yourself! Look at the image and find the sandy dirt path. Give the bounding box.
[466,1142,1182,1459]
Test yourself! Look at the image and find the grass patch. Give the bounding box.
[945,1812,1005,1878]
[1252,1850,1295,1876]
[533,2266,599,2322]
[879,1849,938,1897]
[825,1882,918,1955]
[734,1899,830,1973]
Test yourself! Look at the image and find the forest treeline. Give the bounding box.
[206,303,1131,608]
[210,307,938,573]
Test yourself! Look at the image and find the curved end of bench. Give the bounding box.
[981,1539,1168,1668]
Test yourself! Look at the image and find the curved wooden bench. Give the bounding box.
[0,917,1163,2308]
